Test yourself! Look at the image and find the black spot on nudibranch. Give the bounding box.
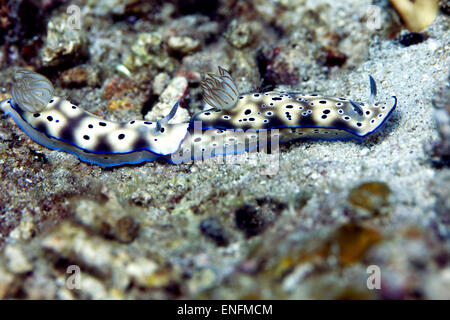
[133,137,148,150]
[60,127,74,142]
[99,122,107,126]
[321,115,327,119]
[33,113,40,118]
[130,120,135,124]
[47,116,53,121]
[35,123,47,133]
[285,105,293,109]
[72,106,77,109]
[95,140,113,153]
[144,121,152,125]
[83,135,90,140]
[272,97,282,101]
[319,100,327,104]
[244,109,252,115]
[323,109,331,114]
[285,112,292,121]
[118,134,125,139]
[88,124,94,128]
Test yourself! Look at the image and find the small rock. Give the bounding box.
[425,268,450,299]
[441,0,450,15]
[4,245,33,274]
[390,0,439,32]
[144,76,189,123]
[199,217,229,247]
[114,216,139,244]
[60,65,100,88]
[39,15,87,67]
[429,80,450,164]
[234,204,267,238]
[226,20,253,49]
[0,265,14,298]
[124,32,175,72]
[399,32,429,47]
[348,182,391,216]
[335,223,382,266]
[125,258,159,287]
[152,72,171,95]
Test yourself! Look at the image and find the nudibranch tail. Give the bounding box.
[201,66,238,110]
[11,69,54,113]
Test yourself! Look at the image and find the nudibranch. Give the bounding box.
[0,67,397,166]
[193,68,397,141]
[1,69,189,166]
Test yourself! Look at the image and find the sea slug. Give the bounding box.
[0,68,397,166]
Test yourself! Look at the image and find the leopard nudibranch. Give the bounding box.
[0,69,189,166]
[0,67,397,166]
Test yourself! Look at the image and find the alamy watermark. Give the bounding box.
[366,265,381,290]
[170,122,280,175]
[66,265,81,290]
[67,4,81,30]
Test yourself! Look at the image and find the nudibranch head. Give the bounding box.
[11,69,54,113]
[201,66,238,110]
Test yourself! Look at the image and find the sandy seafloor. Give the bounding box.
[0,0,449,299]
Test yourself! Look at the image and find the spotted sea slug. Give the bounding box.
[0,68,397,166]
